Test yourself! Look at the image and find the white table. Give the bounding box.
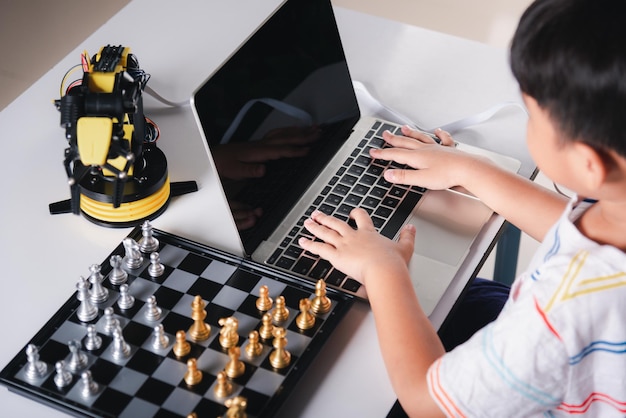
[0,1,532,416]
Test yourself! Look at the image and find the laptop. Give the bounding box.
[190,0,521,315]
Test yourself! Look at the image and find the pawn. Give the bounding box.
[117,283,135,310]
[213,370,232,398]
[224,346,245,379]
[111,328,131,360]
[184,358,202,386]
[245,331,263,358]
[108,254,128,285]
[88,264,109,304]
[24,344,47,381]
[122,238,143,270]
[144,295,162,321]
[76,276,98,323]
[295,298,315,330]
[84,324,102,351]
[139,220,159,253]
[258,313,274,340]
[310,279,331,315]
[103,307,120,335]
[148,252,165,278]
[173,330,191,357]
[271,295,289,323]
[152,324,170,350]
[255,285,273,311]
[53,360,72,388]
[218,316,239,349]
[188,295,210,342]
[269,327,291,369]
[80,370,98,398]
[67,340,88,372]
[224,396,248,418]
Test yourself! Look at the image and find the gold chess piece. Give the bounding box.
[224,395,248,418]
[259,313,274,340]
[173,330,191,357]
[255,285,273,311]
[225,346,245,379]
[245,330,263,358]
[310,279,331,315]
[218,316,240,349]
[188,295,211,342]
[184,358,202,386]
[269,326,291,369]
[295,298,315,330]
[271,295,289,323]
[213,370,232,398]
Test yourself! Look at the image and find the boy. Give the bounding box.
[298,0,626,416]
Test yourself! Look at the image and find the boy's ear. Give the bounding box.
[572,142,608,189]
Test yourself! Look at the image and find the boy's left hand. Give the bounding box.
[299,208,416,286]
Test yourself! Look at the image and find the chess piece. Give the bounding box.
[103,307,120,335]
[84,324,102,351]
[310,279,331,315]
[244,331,263,358]
[295,298,315,330]
[67,339,88,372]
[80,370,98,398]
[53,360,72,388]
[122,238,143,269]
[188,295,210,342]
[139,220,159,253]
[224,346,245,379]
[224,396,248,418]
[111,328,131,360]
[255,285,273,311]
[173,330,191,357]
[218,316,239,349]
[184,358,202,386]
[269,327,291,369]
[108,254,128,285]
[213,370,232,398]
[76,276,97,323]
[152,324,170,350]
[117,283,135,310]
[88,264,109,304]
[144,295,162,321]
[24,344,47,380]
[258,313,274,340]
[271,295,289,323]
[148,252,165,278]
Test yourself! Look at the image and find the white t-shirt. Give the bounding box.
[428,197,626,417]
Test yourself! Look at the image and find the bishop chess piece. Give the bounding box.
[255,285,272,311]
[53,360,72,388]
[213,370,232,398]
[84,324,102,351]
[224,346,245,379]
[117,283,135,310]
[259,313,274,340]
[122,238,143,269]
[295,298,315,330]
[218,316,239,349]
[173,330,191,358]
[244,331,263,358]
[148,252,165,278]
[67,339,88,372]
[310,279,331,315]
[271,295,289,323]
[76,276,97,323]
[108,254,128,285]
[269,327,291,369]
[139,220,159,253]
[188,295,210,342]
[24,344,47,381]
[184,358,202,386]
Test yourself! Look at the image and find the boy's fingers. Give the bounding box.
[434,128,455,147]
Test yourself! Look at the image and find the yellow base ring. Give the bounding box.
[79,176,170,223]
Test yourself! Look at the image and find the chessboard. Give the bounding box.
[0,224,353,417]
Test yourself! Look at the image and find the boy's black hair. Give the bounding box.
[510,0,626,157]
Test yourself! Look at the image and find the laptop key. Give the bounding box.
[292,257,316,275]
[342,278,361,292]
[310,259,332,279]
[267,249,283,264]
[326,269,347,287]
[276,256,296,270]
[380,190,424,239]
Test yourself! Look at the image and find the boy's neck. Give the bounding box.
[576,201,626,251]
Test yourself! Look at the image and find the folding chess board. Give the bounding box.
[0,226,352,417]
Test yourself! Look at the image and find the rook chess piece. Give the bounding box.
[255,285,273,311]
[184,358,202,386]
[53,360,72,388]
[117,283,135,310]
[80,370,98,398]
[148,252,165,278]
[269,327,291,369]
[108,254,128,285]
[310,279,331,315]
[144,295,162,321]
[139,220,159,253]
[152,324,170,350]
[24,344,47,381]
[173,330,191,357]
[88,264,109,304]
[295,298,315,330]
[224,396,248,418]
[111,328,131,360]
[224,346,245,379]
[218,316,239,349]
[122,238,143,270]
[188,295,210,342]
[244,331,263,358]
[67,339,88,372]
[259,313,274,340]
[84,324,102,351]
[76,276,98,323]
[271,295,289,323]
[213,370,232,398]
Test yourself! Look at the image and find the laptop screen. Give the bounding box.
[193,0,360,255]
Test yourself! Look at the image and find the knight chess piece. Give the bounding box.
[122,238,143,269]
[218,316,239,349]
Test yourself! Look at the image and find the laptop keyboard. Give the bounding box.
[266,119,426,294]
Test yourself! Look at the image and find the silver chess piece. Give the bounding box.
[24,344,47,381]
[67,339,88,372]
[76,276,98,323]
[139,220,159,253]
[144,295,162,321]
[84,324,102,351]
[151,324,170,350]
[122,238,143,270]
[80,370,98,398]
[148,252,165,278]
[108,254,128,285]
[53,360,72,388]
[103,307,120,335]
[111,328,131,360]
[88,264,109,304]
[117,283,135,310]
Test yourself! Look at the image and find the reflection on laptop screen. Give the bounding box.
[193,0,360,255]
